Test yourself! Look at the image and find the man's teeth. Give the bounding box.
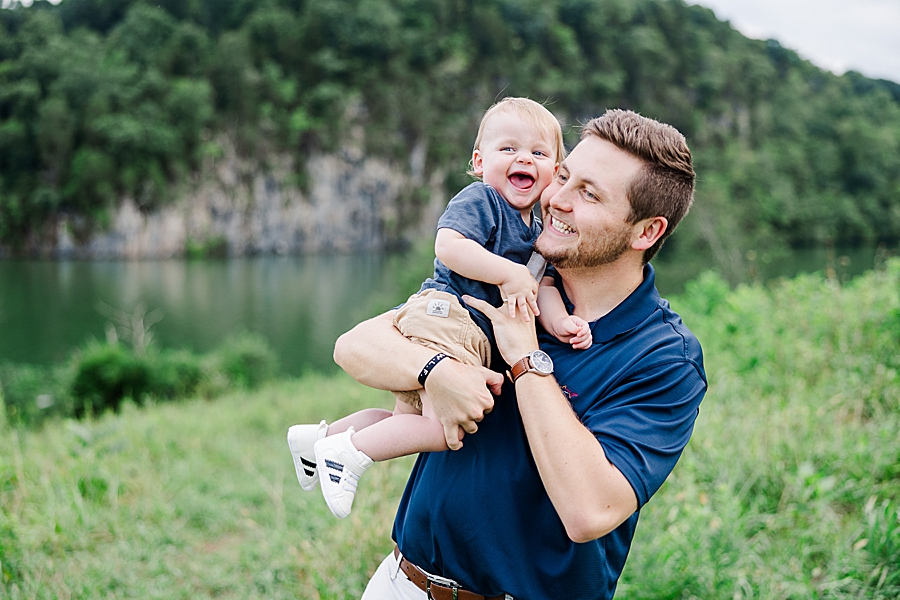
[552,218,575,234]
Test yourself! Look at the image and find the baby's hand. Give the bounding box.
[552,315,593,350]
[499,264,540,321]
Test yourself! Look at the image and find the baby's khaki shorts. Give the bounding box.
[391,289,491,410]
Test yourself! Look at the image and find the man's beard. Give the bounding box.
[535,222,633,269]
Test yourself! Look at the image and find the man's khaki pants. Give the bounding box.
[360,551,425,599]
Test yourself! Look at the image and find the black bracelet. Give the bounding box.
[417,353,450,386]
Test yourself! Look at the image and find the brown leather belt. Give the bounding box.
[393,546,509,600]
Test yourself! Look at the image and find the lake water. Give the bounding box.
[0,245,888,375]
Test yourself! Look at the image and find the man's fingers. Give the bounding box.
[444,424,464,450]
[483,368,504,396]
[462,295,499,318]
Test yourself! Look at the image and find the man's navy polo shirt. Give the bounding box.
[393,264,707,600]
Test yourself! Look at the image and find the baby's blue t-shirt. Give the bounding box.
[420,182,541,332]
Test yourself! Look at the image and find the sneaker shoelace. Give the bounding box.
[342,469,360,494]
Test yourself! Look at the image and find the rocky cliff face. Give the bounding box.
[27,136,447,259]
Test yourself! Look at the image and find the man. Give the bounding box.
[333,109,707,599]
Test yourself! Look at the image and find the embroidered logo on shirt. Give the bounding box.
[426,299,452,318]
[560,385,579,401]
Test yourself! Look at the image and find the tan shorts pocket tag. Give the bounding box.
[425,298,452,318]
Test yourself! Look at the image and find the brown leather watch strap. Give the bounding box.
[509,355,532,382]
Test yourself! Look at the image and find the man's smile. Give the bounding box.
[549,214,576,235]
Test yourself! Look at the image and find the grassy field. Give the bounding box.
[0,376,412,599]
[2,260,899,599]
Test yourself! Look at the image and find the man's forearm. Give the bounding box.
[333,311,433,391]
[515,373,638,542]
[460,293,638,541]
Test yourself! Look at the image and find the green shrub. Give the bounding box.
[1,331,281,426]
[208,332,279,389]
[71,344,217,417]
[70,343,154,417]
[150,348,204,399]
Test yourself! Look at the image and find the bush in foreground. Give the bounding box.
[0,332,279,426]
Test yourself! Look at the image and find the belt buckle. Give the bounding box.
[425,574,459,600]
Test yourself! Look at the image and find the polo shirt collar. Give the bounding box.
[560,263,660,344]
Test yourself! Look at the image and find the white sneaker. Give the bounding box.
[314,428,374,519]
[287,420,328,491]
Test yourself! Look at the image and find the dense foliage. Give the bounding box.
[0,331,279,426]
[1,261,899,597]
[1,0,899,261]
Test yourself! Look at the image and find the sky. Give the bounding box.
[690,0,900,83]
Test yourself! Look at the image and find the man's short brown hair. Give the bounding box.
[581,110,695,263]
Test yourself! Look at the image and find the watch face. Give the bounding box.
[530,350,554,374]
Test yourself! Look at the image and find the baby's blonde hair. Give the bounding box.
[467,97,566,178]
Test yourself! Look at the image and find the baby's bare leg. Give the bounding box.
[350,393,450,461]
[326,408,394,436]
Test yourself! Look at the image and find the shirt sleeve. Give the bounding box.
[582,360,707,507]
[437,184,500,246]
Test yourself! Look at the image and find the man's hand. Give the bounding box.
[463,295,541,367]
[424,357,504,450]
[498,263,540,321]
[334,309,505,451]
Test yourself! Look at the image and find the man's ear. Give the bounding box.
[631,216,668,251]
[471,149,484,176]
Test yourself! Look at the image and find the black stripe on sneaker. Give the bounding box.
[303,467,315,477]
[301,457,316,469]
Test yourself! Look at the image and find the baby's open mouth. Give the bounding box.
[509,172,535,191]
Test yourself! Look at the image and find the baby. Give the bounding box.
[288,98,591,518]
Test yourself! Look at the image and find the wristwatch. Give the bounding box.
[510,349,554,382]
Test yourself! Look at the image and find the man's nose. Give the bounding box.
[545,182,571,211]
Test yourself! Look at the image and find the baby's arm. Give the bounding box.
[537,276,592,349]
[435,228,539,320]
